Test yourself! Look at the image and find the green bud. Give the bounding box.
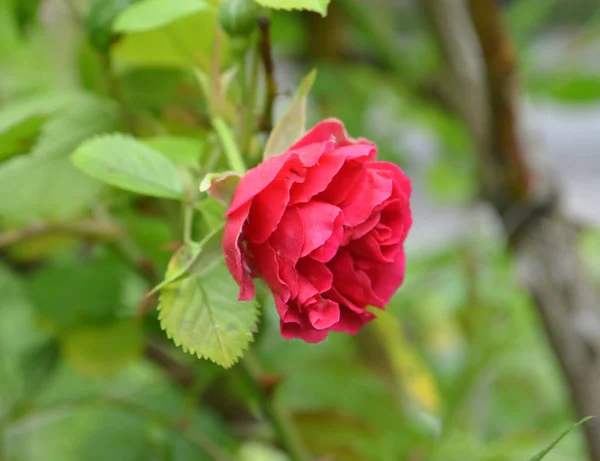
[218,0,260,38]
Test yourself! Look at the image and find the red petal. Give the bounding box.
[295,202,343,257]
[308,298,340,330]
[339,168,393,227]
[245,156,304,243]
[296,258,333,304]
[269,207,304,262]
[330,309,375,334]
[289,150,345,205]
[226,152,293,216]
[249,241,291,302]
[289,119,354,150]
[356,249,406,307]
[223,203,255,301]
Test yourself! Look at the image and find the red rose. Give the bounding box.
[223,119,412,342]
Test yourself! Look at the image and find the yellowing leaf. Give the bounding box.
[263,69,316,160]
[254,0,330,16]
[159,252,258,368]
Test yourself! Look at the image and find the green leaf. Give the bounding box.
[114,0,211,33]
[532,75,600,104]
[31,96,120,159]
[28,259,124,332]
[199,171,241,206]
[528,417,595,461]
[72,133,185,199]
[149,225,223,295]
[159,252,258,368]
[60,320,144,377]
[0,92,76,136]
[86,0,140,52]
[263,69,316,160]
[144,135,204,168]
[254,0,330,16]
[113,7,222,68]
[0,155,102,226]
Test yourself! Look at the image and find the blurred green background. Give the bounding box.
[2,0,600,460]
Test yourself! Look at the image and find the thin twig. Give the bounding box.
[0,220,122,249]
[258,16,277,133]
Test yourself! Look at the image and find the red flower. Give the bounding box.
[223,119,412,342]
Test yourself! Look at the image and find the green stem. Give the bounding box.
[239,352,309,461]
[212,117,246,173]
[183,201,194,243]
[241,41,261,158]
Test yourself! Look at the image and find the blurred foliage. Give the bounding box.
[0,0,599,459]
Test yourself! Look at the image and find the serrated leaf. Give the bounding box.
[61,320,144,377]
[72,134,185,199]
[159,254,258,368]
[254,0,330,16]
[149,225,223,295]
[144,135,204,168]
[114,0,211,33]
[528,417,595,461]
[263,69,316,160]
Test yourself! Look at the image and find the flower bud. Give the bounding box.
[218,0,260,38]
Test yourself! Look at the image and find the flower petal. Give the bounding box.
[355,249,406,307]
[339,168,393,227]
[245,156,305,243]
[308,298,340,330]
[295,202,343,257]
[289,118,354,150]
[223,202,255,300]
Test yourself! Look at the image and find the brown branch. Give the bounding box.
[467,0,530,208]
[0,219,122,249]
[420,1,600,459]
[258,16,277,133]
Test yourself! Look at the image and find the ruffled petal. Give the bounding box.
[289,150,345,205]
[249,241,291,302]
[245,155,305,243]
[296,258,333,304]
[289,118,354,150]
[226,152,293,216]
[269,207,304,262]
[295,202,343,257]
[308,298,340,330]
[339,168,393,227]
[310,212,344,263]
[223,202,255,300]
[330,309,375,334]
[355,249,406,307]
[328,249,374,308]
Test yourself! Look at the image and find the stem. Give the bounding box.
[101,54,137,134]
[239,352,308,461]
[0,219,122,248]
[212,117,246,173]
[258,16,277,133]
[183,202,194,243]
[241,41,261,158]
[212,27,224,117]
